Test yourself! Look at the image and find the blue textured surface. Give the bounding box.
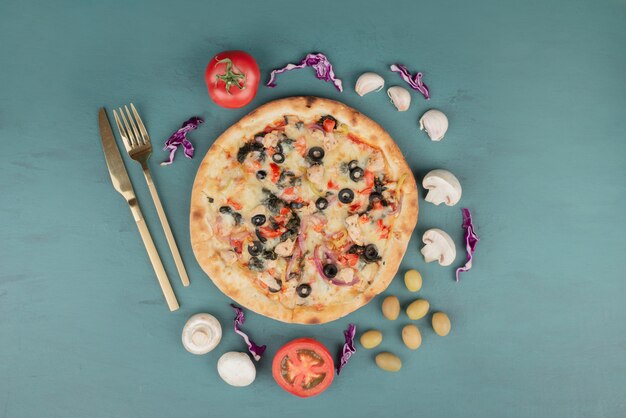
[1,0,625,417]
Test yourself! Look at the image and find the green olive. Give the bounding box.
[382,296,400,320]
[404,269,423,292]
[401,324,422,350]
[360,330,383,349]
[406,299,430,320]
[375,352,402,372]
[432,312,451,336]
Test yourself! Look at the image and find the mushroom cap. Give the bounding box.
[422,169,462,206]
[421,228,457,266]
[182,313,222,355]
[419,109,449,141]
[217,352,256,387]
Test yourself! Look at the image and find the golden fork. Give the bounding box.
[113,104,190,287]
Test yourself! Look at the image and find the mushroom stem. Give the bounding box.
[420,243,441,263]
[191,329,209,346]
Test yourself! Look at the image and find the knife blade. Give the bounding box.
[98,108,135,200]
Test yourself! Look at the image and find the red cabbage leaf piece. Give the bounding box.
[161,117,203,166]
[390,64,430,99]
[455,208,479,282]
[266,53,343,92]
[230,304,267,361]
[336,323,356,375]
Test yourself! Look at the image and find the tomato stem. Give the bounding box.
[214,58,246,94]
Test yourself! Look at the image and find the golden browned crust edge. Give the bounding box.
[190,97,418,324]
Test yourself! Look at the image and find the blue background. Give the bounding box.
[1,0,625,417]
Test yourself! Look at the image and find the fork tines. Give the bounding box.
[113,104,151,151]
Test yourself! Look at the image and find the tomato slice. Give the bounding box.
[322,118,336,132]
[259,226,283,239]
[294,136,307,156]
[226,197,242,211]
[270,163,281,183]
[272,338,335,398]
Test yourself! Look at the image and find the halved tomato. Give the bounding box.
[272,338,335,398]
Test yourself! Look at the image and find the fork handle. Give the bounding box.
[142,166,190,287]
[129,200,180,311]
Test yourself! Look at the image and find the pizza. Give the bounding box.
[190,97,418,324]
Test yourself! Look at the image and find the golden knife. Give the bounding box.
[98,108,179,311]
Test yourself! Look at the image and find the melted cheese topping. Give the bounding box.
[203,115,402,308]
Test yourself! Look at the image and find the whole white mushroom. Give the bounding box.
[420,229,456,266]
[419,109,449,141]
[422,169,462,206]
[217,352,256,387]
[181,313,222,355]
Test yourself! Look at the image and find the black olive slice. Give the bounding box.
[315,197,329,210]
[296,283,312,298]
[248,241,263,256]
[338,188,355,204]
[364,244,379,261]
[308,147,325,161]
[256,170,267,180]
[323,263,338,278]
[272,153,285,163]
[251,214,266,226]
[350,167,364,181]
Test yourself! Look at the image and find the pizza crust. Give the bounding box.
[190,97,418,324]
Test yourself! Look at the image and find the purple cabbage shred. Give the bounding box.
[336,323,356,375]
[266,53,343,92]
[390,64,430,99]
[455,208,479,282]
[161,117,203,166]
[230,304,266,361]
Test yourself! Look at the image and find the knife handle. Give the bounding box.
[129,199,179,311]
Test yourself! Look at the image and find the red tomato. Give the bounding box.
[272,338,335,398]
[205,50,259,108]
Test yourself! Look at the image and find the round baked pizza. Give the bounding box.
[190,97,418,324]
